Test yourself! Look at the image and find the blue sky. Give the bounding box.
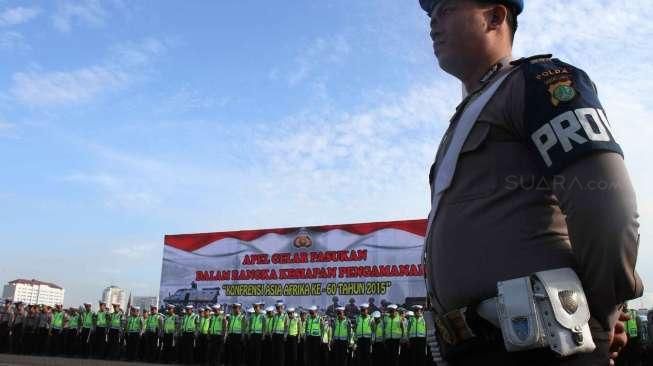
[0,0,652,308]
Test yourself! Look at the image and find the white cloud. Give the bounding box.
[10,38,166,107]
[111,243,158,260]
[0,31,28,51]
[52,0,107,32]
[0,6,40,27]
[286,35,351,86]
[11,66,129,106]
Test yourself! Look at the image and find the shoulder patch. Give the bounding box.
[521,58,622,174]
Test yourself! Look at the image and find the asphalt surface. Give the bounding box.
[0,354,165,366]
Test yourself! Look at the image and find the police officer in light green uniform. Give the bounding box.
[383,304,403,366]
[286,308,301,366]
[321,313,332,365]
[93,301,109,358]
[207,304,226,366]
[248,302,265,366]
[49,304,65,356]
[371,311,385,366]
[161,304,179,364]
[407,305,427,366]
[180,305,198,364]
[125,306,144,361]
[355,303,373,366]
[332,307,351,366]
[107,303,123,360]
[195,307,211,364]
[144,304,163,362]
[64,307,80,356]
[227,303,247,366]
[304,306,323,366]
[271,302,288,366]
[262,306,275,363]
[79,302,94,358]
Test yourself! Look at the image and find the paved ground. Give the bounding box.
[0,355,165,366]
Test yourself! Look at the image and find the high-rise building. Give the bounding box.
[102,285,127,310]
[2,279,65,307]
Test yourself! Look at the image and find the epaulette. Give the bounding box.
[510,54,553,66]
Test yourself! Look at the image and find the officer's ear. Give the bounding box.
[483,4,508,32]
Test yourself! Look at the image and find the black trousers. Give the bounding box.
[64,329,78,356]
[23,328,36,355]
[126,332,140,361]
[93,326,107,358]
[297,336,305,366]
[305,336,322,366]
[372,342,385,366]
[162,333,176,364]
[248,333,262,366]
[384,339,400,366]
[196,333,208,364]
[262,335,273,364]
[49,329,63,356]
[36,327,49,354]
[286,335,298,366]
[207,334,224,366]
[0,322,10,353]
[79,327,92,358]
[332,339,348,366]
[228,334,244,366]
[356,337,371,366]
[181,332,195,364]
[409,337,426,366]
[11,325,23,354]
[272,334,286,366]
[144,331,160,362]
[107,328,121,360]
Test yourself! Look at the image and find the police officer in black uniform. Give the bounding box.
[418,0,642,365]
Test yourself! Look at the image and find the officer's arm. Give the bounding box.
[554,152,641,329]
[511,59,643,331]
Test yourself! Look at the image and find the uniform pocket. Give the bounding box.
[443,122,498,204]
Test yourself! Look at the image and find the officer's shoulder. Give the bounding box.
[510,54,593,86]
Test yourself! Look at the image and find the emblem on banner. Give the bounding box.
[293,229,313,248]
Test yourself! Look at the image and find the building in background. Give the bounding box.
[2,279,65,306]
[132,296,159,310]
[102,285,127,310]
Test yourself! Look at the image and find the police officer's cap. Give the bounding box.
[308,305,318,311]
[133,306,141,311]
[360,303,369,309]
[212,304,221,310]
[412,304,424,310]
[185,305,194,310]
[247,307,255,314]
[265,306,275,312]
[167,304,176,309]
[275,301,284,307]
[287,307,296,313]
[150,304,157,309]
[387,304,398,310]
[406,310,415,317]
[335,306,345,312]
[232,302,241,307]
[419,0,523,17]
[372,311,381,319]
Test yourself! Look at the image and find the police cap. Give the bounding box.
[419,0,523,17]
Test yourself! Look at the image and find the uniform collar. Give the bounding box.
[461,56,513,101]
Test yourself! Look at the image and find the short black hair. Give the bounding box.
[505,5,518,42]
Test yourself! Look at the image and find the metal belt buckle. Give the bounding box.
[436,307,476,345]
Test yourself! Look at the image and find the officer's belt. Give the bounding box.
[429,300,499,346]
